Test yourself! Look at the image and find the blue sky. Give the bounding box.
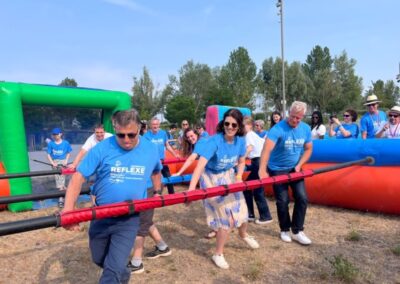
[1,0,399,94]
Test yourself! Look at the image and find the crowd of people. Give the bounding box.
[42,94,399,283]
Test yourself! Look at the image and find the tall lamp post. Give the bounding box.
[276,0,286,117]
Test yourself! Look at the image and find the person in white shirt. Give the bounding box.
[69,124,113,169]
[310,111,326,140]
[243,117,273,224]
[375,106,400,139]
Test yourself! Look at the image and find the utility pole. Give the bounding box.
[276,0,286,117]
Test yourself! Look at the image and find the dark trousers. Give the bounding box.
[243,158,272,220]
[89,214,139,284]
[162,164,175,194]
[268,168,308,234]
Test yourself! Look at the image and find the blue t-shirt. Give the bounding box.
[198,133,246,173]
[47,140,72,160]
[144,130,168,159]
[334,123,359,139]
[360,111,387,138]
[77,136,162,205]
[200,131,209,139]
[267,120,312,171]
[256,130,268,139]
[193,138,208,155]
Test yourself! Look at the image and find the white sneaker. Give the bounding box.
[280,231,292,243]
[255,219,273,225]
[292,231,312,245]
[241,234,260,249]
[212,254,229,269]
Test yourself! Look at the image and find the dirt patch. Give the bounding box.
[0,185,399,284]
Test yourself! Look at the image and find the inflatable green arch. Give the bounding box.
[0,81,131,212]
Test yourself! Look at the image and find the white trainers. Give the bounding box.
[241,234,260,249]
[292,231,312,245]
[212,254,229,269]
[280,231,292,243]
[255,219,273,225]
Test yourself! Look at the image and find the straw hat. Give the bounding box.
[363,95,382,106]
[389,106,400,115]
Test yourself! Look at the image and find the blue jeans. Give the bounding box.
[243,158,272,220]
[268,168,308,234]
[89,214,139,284]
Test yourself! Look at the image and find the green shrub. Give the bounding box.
[330,255,359,283]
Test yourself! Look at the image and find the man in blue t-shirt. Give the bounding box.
[63,109,162,284]
[360,94,387,139]
[144,117,179,194]
[259,101,313,246]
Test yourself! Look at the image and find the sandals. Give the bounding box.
[205,230,217,239]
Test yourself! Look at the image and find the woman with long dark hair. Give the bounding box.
[270,111,282,128]
[310,111,326,139]
[188,109,259,269]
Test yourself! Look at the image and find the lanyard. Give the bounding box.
[389,123,400,138]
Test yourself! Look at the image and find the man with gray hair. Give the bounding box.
[144,116,179,194]
[254,119,268,138]
[63,109,162,284]
[259,101,313,245]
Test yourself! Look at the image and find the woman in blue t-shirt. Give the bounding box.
[329,109,359,139]
[188,109,259,270]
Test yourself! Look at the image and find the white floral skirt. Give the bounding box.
[199,168,248,230]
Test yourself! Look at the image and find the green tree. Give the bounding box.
[165,95,196,124]
[178,60,214,120]
[131,66,163,120]
[302,45,339,113]
[203,67,235,107]
[365,80,400,109]
[59,77,78,87]
[332,51,363,111]
[258,57,306,112]
[219,47,258,108]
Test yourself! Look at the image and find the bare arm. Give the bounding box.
[258,139,276,179]
[294,142,313,172]
[165,142,179,158]
[361,131,367,139]
[151,171,162,193]
[375,123,389,138]
[174,153,198,176]
[188,157,208,191]
[244,145,254,159]
[235,156,246,182]
[63,172,86,211]
[62,172,86,231]
[47,154,57,167]
[69,149,87,169]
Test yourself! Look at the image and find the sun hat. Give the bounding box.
[52,127,62,135]
[389,106,400,115]
[363,95,382,106]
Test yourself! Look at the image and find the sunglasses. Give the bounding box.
[312,116,319,119]
[389,114,399,118]
[182,123,188,126]
[367,103,377,107]
[343,114,351,117]
[116,132,138,139]
[224,121,238,129]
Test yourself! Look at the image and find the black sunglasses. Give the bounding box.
[312,116,319,119]
[116,132,138,139]
[389,114,399,118]
[224,121,238,129]
[343,114,351,117]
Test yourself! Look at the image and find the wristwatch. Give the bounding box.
[153,189,162,195]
